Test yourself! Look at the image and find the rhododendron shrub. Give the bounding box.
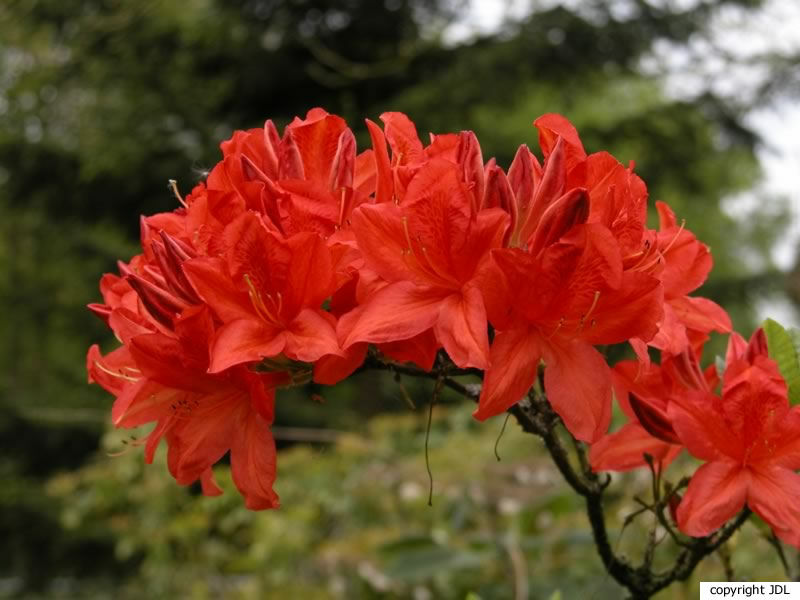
[88,108,800,595]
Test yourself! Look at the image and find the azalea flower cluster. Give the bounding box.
[591,328,800,547]
[87,108,799,546]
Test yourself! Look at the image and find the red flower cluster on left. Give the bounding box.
[88,108,729,508]
[87,108,365,509]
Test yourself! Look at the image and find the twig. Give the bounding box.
[494,413,512,461]
[425,376,442,507]
[717,542,734,582]
[766,532,792,580]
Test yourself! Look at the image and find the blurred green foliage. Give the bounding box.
[35,404,788,598]
[0,0,796,596]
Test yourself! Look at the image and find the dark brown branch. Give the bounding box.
[510,388,750,599]
[359,353,751,599]
[766,532,793,580]
[356,353,480,399]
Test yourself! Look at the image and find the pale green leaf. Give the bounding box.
[763,319,800,405]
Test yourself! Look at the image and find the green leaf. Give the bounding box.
[762,319,800,405]
[788,328,800,358]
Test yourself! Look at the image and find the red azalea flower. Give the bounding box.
[476,224,662,442]
[475,115,662,443]
[671,331,800,547]
[196,108,376,240]
[368,112,486,210]
[589,359,682,473]
[629,201,731,363]
[88,306,284,510]
[340,158,508,370]
[589,345,720,473]
[88,220,289,509]
[183,211,341,373]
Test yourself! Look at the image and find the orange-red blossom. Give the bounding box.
[85,106,794,553]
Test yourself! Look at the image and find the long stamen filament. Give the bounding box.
[401,216,414,253]
[93,360,140,382]
[625,239,656,269]
[244,274,279,324]
[581,291,601,324]
[635,219,687,274]
[338,188,347,227]
[168,179,188,208]
[659,219,687,256]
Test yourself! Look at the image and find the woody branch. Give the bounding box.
[360,351,751,600]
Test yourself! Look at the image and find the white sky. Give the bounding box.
[648,0,800,271]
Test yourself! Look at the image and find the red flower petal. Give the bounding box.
[589,422,682,472]
[628,393,680,444]
[771,405,800,470]
[433,285,490,370]
[200,467,224,497]
[209,319,287,373]
[378,329,439,371]
[668,393,731,462]
[380,112,424,165]
[669,295,732,335]
[581,270,663,346]
[128,333,209,392]
[284,308,341,363]
[366,118,393,204]
[543,339,613,443]
[166,397,241,485]
[748,465,800,548]
[183,257,252,323]
[314,342,368,385]
[285,109,347,185]
[351,202,412,283]
[534,113,587,167]
[285,232,335,311]
[230,411,280,510]
[507,144,539,217]
[342,281,445,347]
[648,303,690,355]
[474,326,541,421]
[455,207,508,281]
[112,379,179,428]
[676,460,748,537]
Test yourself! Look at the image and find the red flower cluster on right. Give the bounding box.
[591,329,800,547]
[85,108,799,547]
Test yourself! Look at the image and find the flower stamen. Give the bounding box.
[168,179,188,208]
[93,360,140,382]
[244,274,281,324]
[578,290,601,330]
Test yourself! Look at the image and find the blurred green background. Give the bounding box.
[1,0,799,598]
